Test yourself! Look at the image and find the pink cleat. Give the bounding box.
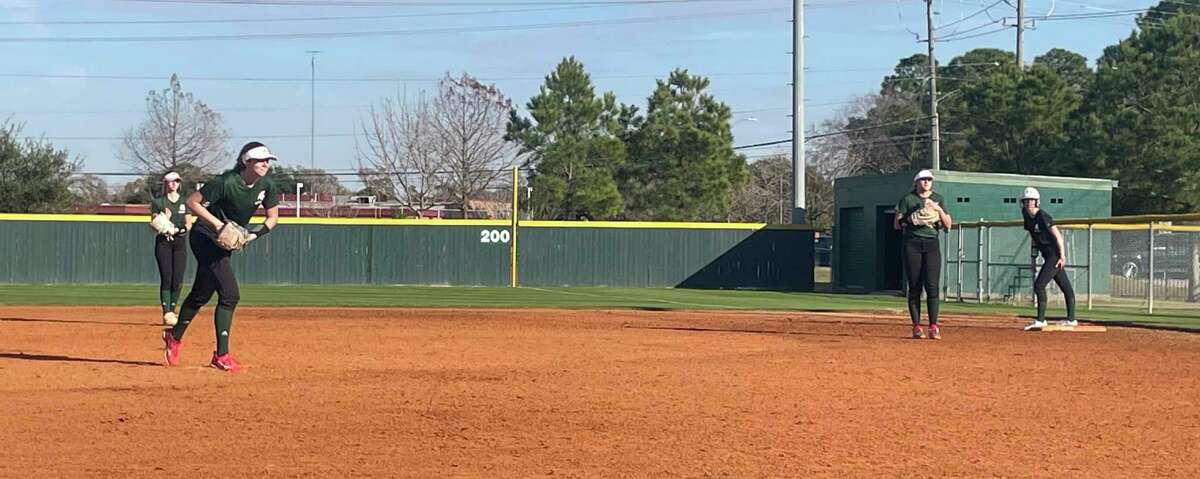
[929,324,942,340]
[209,352,242,372]
[162,330,181,366]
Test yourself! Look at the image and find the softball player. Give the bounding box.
[162,142,281,371]
[150,172,191,326]
[1020,187,1078,330]
[894,169,953,340]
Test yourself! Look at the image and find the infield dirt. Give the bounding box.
[2,306,1198,477]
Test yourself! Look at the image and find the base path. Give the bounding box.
[2,306,1198,477]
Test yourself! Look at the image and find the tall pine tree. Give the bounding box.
[506,57,626,220]
[621,69,746,221]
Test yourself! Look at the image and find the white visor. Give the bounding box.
[241,146,278,164]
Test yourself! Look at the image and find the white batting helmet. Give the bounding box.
[1019,187,1040,201]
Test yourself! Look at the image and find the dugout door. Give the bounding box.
[876,206,903,291]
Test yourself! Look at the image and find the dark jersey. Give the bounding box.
[150,194,187,230]
[1023,209,1058,253]
[896,191,946,239]
[192,170,280,240]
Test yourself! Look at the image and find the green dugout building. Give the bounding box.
[833,170,1115,299]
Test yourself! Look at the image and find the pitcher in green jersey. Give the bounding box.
[161,142,282,372]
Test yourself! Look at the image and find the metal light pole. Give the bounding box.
[926,0,941,171]
[296,182,304,218]
[306,50,321,169]
[792,0,807,224]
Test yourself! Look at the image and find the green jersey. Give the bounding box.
[150,194,188,230]
[896,191,947,239]
[193,170,280,239]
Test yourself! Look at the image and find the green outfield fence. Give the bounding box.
[0,214,816,291]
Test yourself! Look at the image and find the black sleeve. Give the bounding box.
[248,223,272,236]
[1040,211,1055,230]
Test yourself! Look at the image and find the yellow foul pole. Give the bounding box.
[510,166,519,288]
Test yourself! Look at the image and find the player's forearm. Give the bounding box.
[1052,227,1067,259]
[186,192,223,229]
[263,207,279,231]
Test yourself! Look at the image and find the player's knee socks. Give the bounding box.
[159,290,171,313]
[171,307,200,341]
[1035,287,1048,321]
[926,294,940,325]
[907,296,921,325]
[214,306,235,356]
[169,290,181,313]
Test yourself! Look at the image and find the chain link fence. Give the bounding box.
[946,215,1200,315]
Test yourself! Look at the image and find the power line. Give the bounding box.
[2,104,370,115]
[116,0,732,6]
[0,8,787,43]
[33,133,361,141]
[0,70,788,83]
[935,0,1006,31]
[939,24,1010,42]
[0,2,720,25]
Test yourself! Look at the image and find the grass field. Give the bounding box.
[4,284,1199,476]
[1,283,1197,331]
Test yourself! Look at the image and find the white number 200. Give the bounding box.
[480,229,511,244]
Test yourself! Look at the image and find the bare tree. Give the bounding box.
[357,91,445,213]
[69,174,109,205]
[729,154,791,224]
[360,91,451,213]
[119,75,229,175]
[812,94,923,180]
[432,73,516,210]
[728,153,835,229]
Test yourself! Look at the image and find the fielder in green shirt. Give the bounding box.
[162,142,282,372]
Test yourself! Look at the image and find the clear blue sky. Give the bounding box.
[0,0,1160,190]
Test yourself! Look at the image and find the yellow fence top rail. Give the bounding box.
[0,213,820,230]
[958,212,1200,229]
[0,213,510,227]
[521,220,817,230]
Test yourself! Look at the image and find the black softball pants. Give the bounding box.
[1034,247,1076,322]
[180,233,240,313]
[904,236,941,325]
[154,234,187,294]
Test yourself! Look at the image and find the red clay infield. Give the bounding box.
[2,306,1198,478]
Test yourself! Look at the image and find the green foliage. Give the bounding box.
[945,63,1082,174]
[0,121,81,213]
[507,57,626,220]
[116,162,208,204]
[270,165,350,198]
[1071,6,1200,214]
[1034,48,1092,93]
[621,69,747,220]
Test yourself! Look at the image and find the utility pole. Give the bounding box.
[792,0,807,223]
[1016,0,1025,69]
[926,0,941,171]
[307,50,321,169]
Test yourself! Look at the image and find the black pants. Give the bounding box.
[904,236,941,325]
[1034,247,1076,322]
[181,233,240,312]
[154,234,187,293]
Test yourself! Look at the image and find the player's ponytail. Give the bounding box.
[234,141,267,173]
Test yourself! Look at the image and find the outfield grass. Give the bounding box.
[0,284,1197,331]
